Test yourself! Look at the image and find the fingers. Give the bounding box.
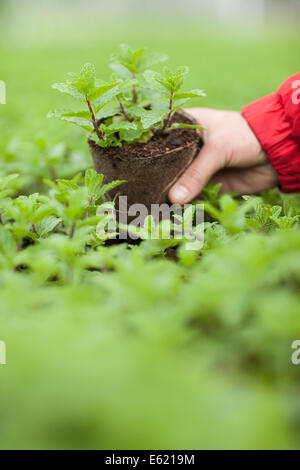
[211,165,279,195]
[168,142,224,204]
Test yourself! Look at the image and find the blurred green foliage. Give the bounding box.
[0,9,300,450]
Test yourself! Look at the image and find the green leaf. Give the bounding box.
[102,121,137,134]
[96,180,127,200]
[144,70,171,93]
[165,123,205,131]
[32,205,55,224]
[36,216,62,237]
[174,89,206,100]
[140,109,166,129]
[144,66,189,94]
[96,103,120,120]
[0,225,17,256]
[110,45,166,76]
[70,63,97,97]
[84,169,104,198]
[79,63,96,90]
[55,179,80,190]
[47,109,94,132]
[0,174,19,199]
[52,83,85,101]
[47,109,90,119]
[119,126,144,142]
[109,63,132,79]
[93,83,121,109]
[52,63,98,102]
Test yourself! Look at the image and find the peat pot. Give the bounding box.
[88,110,202,211]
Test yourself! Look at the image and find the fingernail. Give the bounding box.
[169,185,190,204]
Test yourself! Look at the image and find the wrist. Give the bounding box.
[242,93,300,193]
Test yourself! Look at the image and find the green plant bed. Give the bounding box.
[1,168,300,449]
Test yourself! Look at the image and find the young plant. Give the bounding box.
[109,44,167,104]
[144,66,205,130]
[44,169,125,240]
[48,45,205,148]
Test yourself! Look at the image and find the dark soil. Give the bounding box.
[96,111,200,159]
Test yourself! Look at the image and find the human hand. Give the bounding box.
[168,108,279,204]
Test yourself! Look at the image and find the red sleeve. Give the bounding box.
[242,72,300,193]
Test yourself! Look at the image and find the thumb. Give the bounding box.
[168,143,224,204]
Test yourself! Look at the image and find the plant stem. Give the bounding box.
[86,97,103,140]
[162,92,174,130]
[32,223,37,234]
[117,97,132,122]
[132,72,137,103]
[49,165,57,183]
[69,222,76,239]
[86,196,93,218]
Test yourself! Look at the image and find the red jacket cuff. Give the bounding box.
[242,92,300,193]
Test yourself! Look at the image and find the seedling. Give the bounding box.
[48,45,205,148]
